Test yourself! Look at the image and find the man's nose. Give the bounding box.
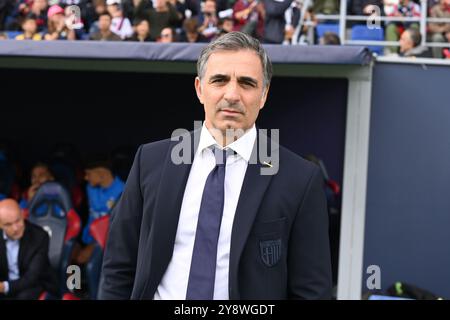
[223,81,240,104]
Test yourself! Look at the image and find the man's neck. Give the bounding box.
[205,123,248,147]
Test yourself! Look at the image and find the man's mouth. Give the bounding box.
[220,108,242,115]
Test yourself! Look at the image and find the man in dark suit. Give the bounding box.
[99,31,332,300]
[0,199,56,299]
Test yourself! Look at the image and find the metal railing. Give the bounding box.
[293,0,450,52]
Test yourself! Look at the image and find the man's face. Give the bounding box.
[84,169,102,187]
[195,50,269,135]
[31,166,53,186]
[399,31,413,53]
[98,15,111,31]
[0,206,25,241]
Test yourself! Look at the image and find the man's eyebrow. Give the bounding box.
[237,76,258,87]
[208,74,259,87]
[208,74,230,82]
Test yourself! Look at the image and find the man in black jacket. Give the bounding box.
[263,0,295,44]
[0,199,56,299]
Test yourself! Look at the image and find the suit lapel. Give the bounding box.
[141,130,199,298]
[228,131,278,299]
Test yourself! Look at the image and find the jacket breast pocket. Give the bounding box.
[250,217,287,238]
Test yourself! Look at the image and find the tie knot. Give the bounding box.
[212,147,231,166]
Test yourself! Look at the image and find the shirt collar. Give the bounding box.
[2,230,15,242]
[197,122,256,162]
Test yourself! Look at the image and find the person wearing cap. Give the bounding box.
[74,158,124,264]
[106,0,133,39]
[44,4,76,40]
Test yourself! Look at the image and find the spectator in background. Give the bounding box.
[86,0,108,35]
[312,0,339,15]
[28,0,48,32]
[135,0,182,41]
[73,158,124,265]
[0,32,7,39]
[19,162,54,209]
[213,16,234,39]
[126,18,153,41]
[429,0,450,58]
[233,0,265,39]
[262,0,294,44]
[0,199,58,300]
[167,0,186,29]
[348,0,385,16]
[197,0,219,41]
[385,0,420,54]
[4,0,33,31]
[44,4,76,40]
[320,31,340,44]
[158,26,176,42]
[15,16,42,40]
[106,0,133,39]
[399,27,431,57]
[179,17,208,42]
[443,40,450,58]
[0,0,14,30]
[89,11,122,40]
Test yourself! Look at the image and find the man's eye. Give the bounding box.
[241,82,255,88]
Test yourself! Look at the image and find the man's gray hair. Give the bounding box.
[197,31,273,89]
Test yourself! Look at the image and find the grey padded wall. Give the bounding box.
[364,62,450,298]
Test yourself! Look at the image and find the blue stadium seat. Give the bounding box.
[316,24,340,39]
[28,181,81,297]
[5,31,22,39]
[351,25,384,55]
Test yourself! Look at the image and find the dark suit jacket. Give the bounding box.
[99,130,332,299]
[0,221,55,299]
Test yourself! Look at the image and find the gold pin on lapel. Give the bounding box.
[263,161,273,168]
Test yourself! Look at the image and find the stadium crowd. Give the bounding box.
[0,0,449,58]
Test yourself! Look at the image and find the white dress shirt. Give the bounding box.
[3,231,20,294]
[154,123,256,300]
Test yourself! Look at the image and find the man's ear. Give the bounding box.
[195,76,203,104]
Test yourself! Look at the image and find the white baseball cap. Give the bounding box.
[106,0,121,5]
